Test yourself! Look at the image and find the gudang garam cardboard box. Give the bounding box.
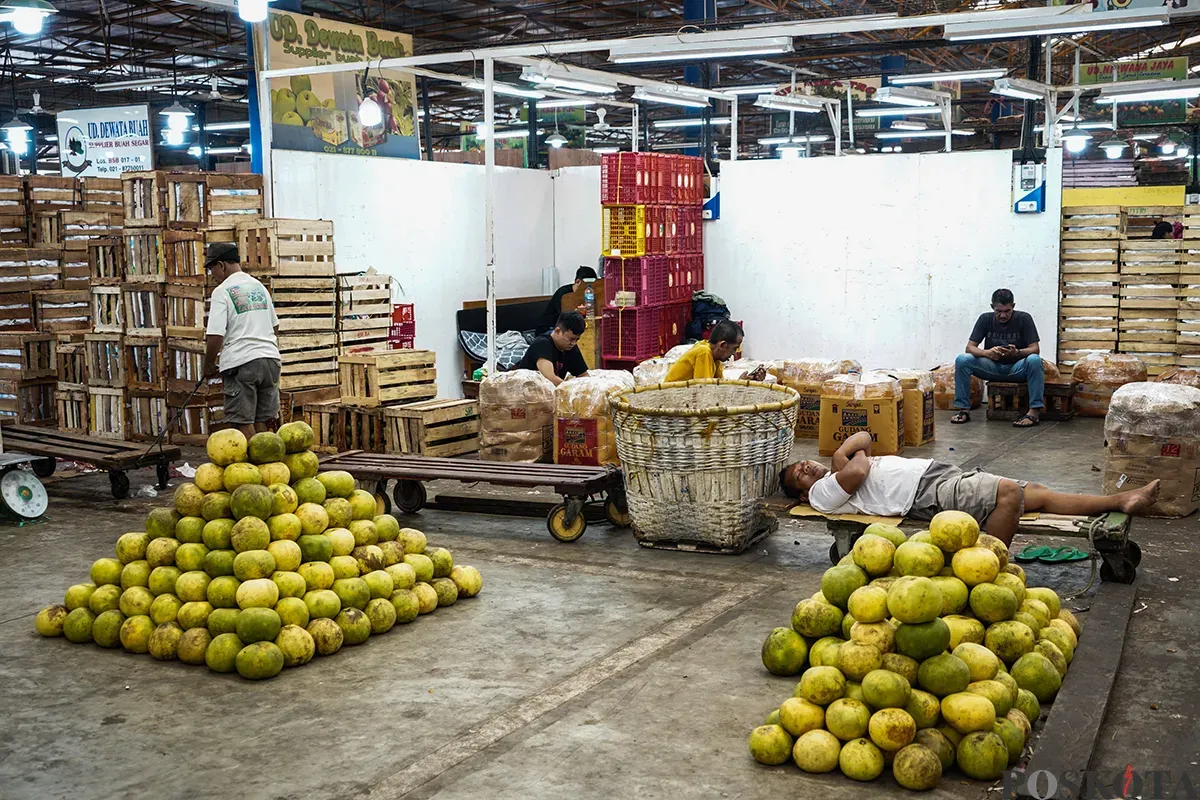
[818,372,904,457]
[552,371,634,466]
[768,358,861,439]
[1101,383,1200,517]
[885,369,935,448]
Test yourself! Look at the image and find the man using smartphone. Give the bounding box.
[951,288,1043,428]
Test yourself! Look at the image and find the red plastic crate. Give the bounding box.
[659,302,690,352]
[602,306,664,361]
[645,205,664,254]
[686,254,704,292]
[388,324,415,350]
[392,303,414,324]
[604,256,669,308]
[600,153,658,204]
[666,257,689,303]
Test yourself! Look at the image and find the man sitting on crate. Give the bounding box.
[951,288,1044,428]
[516,310,590,387]
[202,242,282,438]
[780,432,1160,546]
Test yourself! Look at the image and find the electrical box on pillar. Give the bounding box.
[1012,158,1046,214]
[703,175,720,220]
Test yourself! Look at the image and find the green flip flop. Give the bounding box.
[1038,546,1089,563]
[1015,545,1055,563]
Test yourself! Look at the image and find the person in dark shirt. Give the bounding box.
[535,266,597,334]
[951,288,1043,428]
[517,311,590,386]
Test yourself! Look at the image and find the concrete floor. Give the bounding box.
[1,411,1198,800]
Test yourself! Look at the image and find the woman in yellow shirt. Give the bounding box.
[665,320,745,382]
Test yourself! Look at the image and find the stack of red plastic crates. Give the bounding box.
[599,153,705,365]
[388,304,415,350]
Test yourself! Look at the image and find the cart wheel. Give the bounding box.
[829,542,841,565]
[1127,540,1142,568]
[393,480,427,515]
[109,470,130,500]
[31,458,56,478]
[547,503,587,542]
[375,480,392,516]
[604,497,632,528]
[155,462,171,490]
[1100,556,1136,585]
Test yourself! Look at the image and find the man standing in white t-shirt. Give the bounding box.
[780,431,1159,546]
[203,243,282,439]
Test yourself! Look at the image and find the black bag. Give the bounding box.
[686,295,730,340]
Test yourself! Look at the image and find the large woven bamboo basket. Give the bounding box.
[611,379,800,553]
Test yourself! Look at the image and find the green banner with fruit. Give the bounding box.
[265,10,419,159]
[1079,57,1189,127]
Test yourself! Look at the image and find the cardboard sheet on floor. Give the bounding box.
[788,504,904,527]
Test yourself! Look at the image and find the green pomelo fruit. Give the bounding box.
[868,707,917,751]
[941,692,997,734]
[762,627,809,676]
[235,606,282,644]
[177,601,213,630]
[894,541,945,578]
[862,668,911,710]
[365,597,397,634]
[207,607,240,635]
[323,497,353,529]
[194,463,224,493]
[269,484,299,516]
[92,609,125,648]
[236,578,280,609]
[894,618,950,661]
[275,596,310,628]
[336,607,372,645]
[374,514,400,542]
[747,725,793,766]
[799,665,847,705]
[956,731,1009,780]
[826,697,871,741]
[350,520,378,547]
[178,627,212,665]
[121,561,151,590]
[266,539,302,572]
[206,429,247,465]
[892,743,943,790]
[200,492,233,522]
[278,421,315,453]
[348,490,377,520]
[852,534,896,577]
[202,518,235,550]
[390,589,420,623]
[148,566,182,596]
[985,621,1036,665]
[247,431,286,464]
[413,582,438,614]
[63,608,96,642]
[149,593,182,624]
[316,470,356,499]
[298,561,335,591]
[144,508,181,540]
[174,483,205,517]
[115,532,150,563]
[175,570,210,603]
[306,617,343,655]
[119,614,155,653]
[88,584,122,614]
[284,451,319,481]
[292,477,326,505]
[35,605,70,637]
[148,622,183,660]
[929,510,980,553]
[205,632,244,672]
[275,623,315,667]
[354,545,385,574]
[207,575,241,608]
[236,641,285,679]
[791,598,844,639]
[232,550,276,581]
[839,737,885,781]
[917,652,971,697]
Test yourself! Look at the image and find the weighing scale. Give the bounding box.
[0,453,49,522]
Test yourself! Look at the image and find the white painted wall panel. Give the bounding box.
[552,166,602,282]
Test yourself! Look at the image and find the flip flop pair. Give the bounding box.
[1014,545,1089,563]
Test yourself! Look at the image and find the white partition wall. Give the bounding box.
[705,149,1063,369]
[552,166,603,278]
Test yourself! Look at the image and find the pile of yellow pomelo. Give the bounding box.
[752,510,1082,789]
[34,422,483,680]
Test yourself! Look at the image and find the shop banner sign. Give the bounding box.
[1080,58,1190,126]
[56,104,152,177]
[265,10,419,159]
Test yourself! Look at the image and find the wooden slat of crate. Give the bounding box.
[33,211,61,247]
[165,337,222,396]
[302,401,341,453]
[206,174,263,230]
[340,405,386,452]
[124,229,166,282]
[91,286,124,333]
[0,332,55,381]
[270,276,337,334]
[122,283,164,336]
[1,247,62,292]
[165,283,209,339]
[80,178,124,218]
[56,337,87,390]
[56,387,88,434]
[1061,206,1123,240]
[338,349,437,407]
[279,332,339,392]
[0,378,57,426]
[124,335,166,392]
[164,174,207,229]
[0,176,27,246]
[85,334,126,388]
[127,391,169,443]
[168,391,223,446]
[123,172,166,228]
[60,249,89,291]
[280,386,340,424]
[383,399,480,457]
[88,237,124,285]
[34,289,90,333]
[337,273,392,353]
[61,210,122,250]
[239,218,335,277]
[0,290,34,331]
[25,176,80,221]
[1123,205,1182,240]
[88,386,127,440]
[164,230,206,285]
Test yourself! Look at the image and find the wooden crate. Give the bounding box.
[1,247,62,292]
[339,350,436,407]
[124,335,166,392]
[33,210,61,247]
[163,173,208,229]
[88,387,127,440]
[239,219,335,277]
[56,387,88,434]
[88,238,125,285]
[1123,205,1181,241]
[91,286,124,333]
[340,405,386,452]
[122,171,167,228]
[280,386,339,424]
[34,289,90,333]
[0,291,35,331]
[206,174,264,230]
[85,333,126,388]
[80,177,124,218]
[165,338,222,397]
[279,332,339,392]
[61,249,89,291]
[128,391,169,443]
[56,337,87,390]
[0,378,57,425]
[61,210,122,250]
[0,332,56,381]
[165,283,209,339]
[169,391,223,446]
[384,399,480,457]
[1117,239,1181,377]
[337,273,392,354]
[122,283,165,336]
[986,382,1076,422]
[270,276,337,334]
[1178,238,1200,370]
[0,176,27,246]
[164,230,206,285]
[1058,222,1120,369]
[124,230,166,283]
[25,177,80,243]
[302,401,341,453]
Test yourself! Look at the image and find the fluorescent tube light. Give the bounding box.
[753,93,828,114]
[944,7,1167,41]
[990,77,1051,101]
[855,106,944,118]
[721,83,783,96]
[653,117,732,128]
[632,86,711,109]
[874,86,947,107]
[1096,78,1200,104]
[610,36,793,64]
[874,129,973,139]
[758,134,829,145]
[537,99,597,109]
[463,80,546,99]
[592,146,620,154]
[203,120,251,131]
[520,64,617,95]
[890,68,1006,85]
[890,120,928,131]
[1032,121,1112,132]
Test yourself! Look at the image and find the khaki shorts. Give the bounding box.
[222,357,281,425]
[908,462,1026,525]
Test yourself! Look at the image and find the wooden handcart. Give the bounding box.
[0,422,181,499]
[315,450,628,542]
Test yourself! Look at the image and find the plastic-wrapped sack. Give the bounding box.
[883,369,935,447]
[479,369,555,463]
[554,370,635,466]
[1042,359,1063,383]
[1103,382,1200,517]
[768,358,861,439]
[931,364,983,410]
[633,344,694,386]
[724,360,777,383]
[1073,353,1148,417]
[1154,367,1200,389]
[818,371,904,457]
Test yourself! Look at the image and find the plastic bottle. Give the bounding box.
[583,283,595,316]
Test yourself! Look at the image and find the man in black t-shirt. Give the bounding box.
[517,311,590,386]
[535,266,597,334]
[951,288,1044,428]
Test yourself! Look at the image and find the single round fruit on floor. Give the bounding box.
[985,621,1036,665]
[1010,652,1062,703]
[918,652,972,697]
[893,743,943,790]
[798,666,846,705]
[968,679,1014,717]
[236,606,282,643]
[307,617,344,655]
[993,717,1025,766]
[35,605,69,637]
[92,610,126,648]
[840,737,886,781]
[178,628,212,665]
[826,698,871,741]
[431,577,458,607]
[869,707,917,751]
[929,510,980,552]
[894,618,950,661]
[915,728,955,771]
[451,565,483,598]
[205,632,244,672]
[149,622,183,660]
[275,624,316,667]
[120,615,155,652]
[779,697,825,737]
[63,608,96,642]
[957,731,1009,780]
[390,589,420,623]
[941,692,997,734]
[793,729,842,773]
[905,689,941,729]
[236,641,285,680]
[336,607,372,645]
[791,598,843,639]
[748,725,793,765]
[762,627,808,676]
[954,642,1001,682]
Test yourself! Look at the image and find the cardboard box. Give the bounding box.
[1103,434,1200,518]
[818,395,905,457]
[794,385,823,440]
[902,386,935,447]
[308,107,348,147]
[348,110,387,149]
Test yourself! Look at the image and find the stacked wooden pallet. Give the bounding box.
[312,350,439,454]
[1179,206,1200,371]
[0,333,57,426]
[1058,206,1123,369]
[1117,238,1181,377]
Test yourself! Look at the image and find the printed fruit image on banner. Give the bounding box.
[1079,58,1190,127]
[265,10,419,160]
